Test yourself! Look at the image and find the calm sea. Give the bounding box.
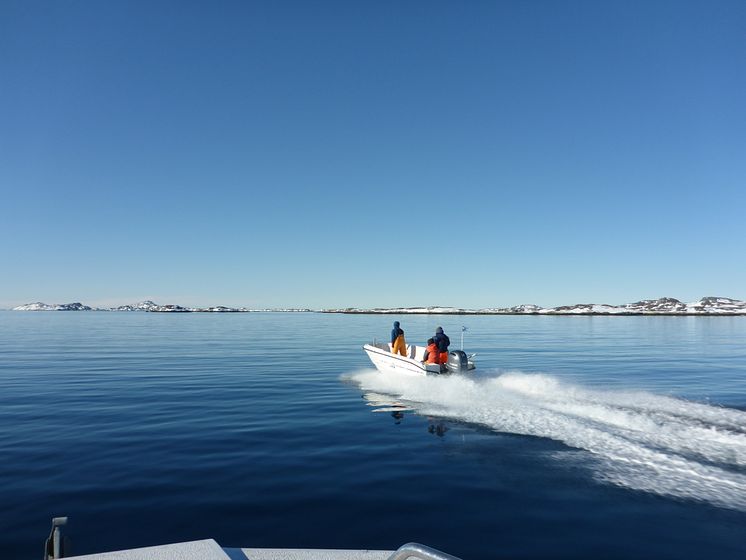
[1,311,745,559]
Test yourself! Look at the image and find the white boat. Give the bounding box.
[43,517,462,559]
[363,342,475,376]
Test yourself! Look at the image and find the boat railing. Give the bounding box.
[44,517,68,559]
[386,542,463,560]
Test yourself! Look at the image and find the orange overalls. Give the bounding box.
[392,333,407,356]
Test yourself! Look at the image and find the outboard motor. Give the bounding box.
[445,350,469,373]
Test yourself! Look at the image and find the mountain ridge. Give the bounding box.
[323,297,746,315]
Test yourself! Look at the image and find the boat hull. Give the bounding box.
[363,343,441,375]
[362,342,479,376]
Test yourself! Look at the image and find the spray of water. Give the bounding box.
[346,368,746,511]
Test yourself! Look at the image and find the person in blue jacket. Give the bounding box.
[432,326,450,364]
[391,321,407,356]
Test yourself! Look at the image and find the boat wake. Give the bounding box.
[345,368,746,511]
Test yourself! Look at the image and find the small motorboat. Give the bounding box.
[363,341,476,376]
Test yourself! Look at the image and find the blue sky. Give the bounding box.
[1,1,744,309]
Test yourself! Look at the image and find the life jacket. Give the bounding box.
[425,343,440,364]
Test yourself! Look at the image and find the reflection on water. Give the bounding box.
[362,391,451,433]
[427,418,449,437]
[362,391,413,426]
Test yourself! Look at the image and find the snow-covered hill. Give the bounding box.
[12,302,93,311]
[536,297,746,315]
[112,300,160,311]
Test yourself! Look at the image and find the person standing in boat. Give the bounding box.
[391,321,407,356]
[433,326,450,364]
[422,338,440,364]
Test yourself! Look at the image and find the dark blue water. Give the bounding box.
[1,312,745,559]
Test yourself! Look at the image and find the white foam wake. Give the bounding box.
[347,369,746,511]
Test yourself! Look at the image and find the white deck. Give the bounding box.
[64,539,229,560]
[233,548,391,560]
[64,539,393,560]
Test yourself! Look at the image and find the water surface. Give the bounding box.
[1,312,745,559]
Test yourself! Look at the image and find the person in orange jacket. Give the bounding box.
[422,338,440,364]
[391,321,407,356]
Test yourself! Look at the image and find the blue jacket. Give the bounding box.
[433,327,450,352]
[391,321,404,344]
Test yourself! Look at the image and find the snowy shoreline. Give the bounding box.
[10,297,746,315]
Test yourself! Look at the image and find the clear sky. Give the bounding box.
[1,0,744,309]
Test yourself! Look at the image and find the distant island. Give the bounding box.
[11,301,312,313]
[9,297,746,315]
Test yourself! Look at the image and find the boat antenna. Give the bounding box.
[461,326,468,350]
